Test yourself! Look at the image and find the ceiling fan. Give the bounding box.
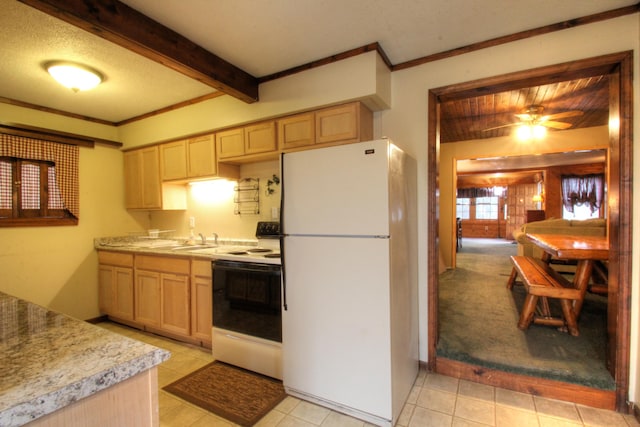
[484,104,584,132]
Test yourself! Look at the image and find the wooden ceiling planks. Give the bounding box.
[439,75,609,143]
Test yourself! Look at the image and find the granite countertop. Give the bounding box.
[0,292,171,427]
[93,236,282,265]
[94,236,260,259]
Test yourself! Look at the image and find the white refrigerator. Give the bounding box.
[281,139,418,426]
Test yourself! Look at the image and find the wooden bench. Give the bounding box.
[507,255,585,336]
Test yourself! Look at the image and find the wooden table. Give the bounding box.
[526,233,609,335]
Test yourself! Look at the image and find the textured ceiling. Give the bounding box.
[0,0,635,123]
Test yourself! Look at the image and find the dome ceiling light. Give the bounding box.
[46,61,103,92]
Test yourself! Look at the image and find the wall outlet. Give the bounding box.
[189,216,195,228]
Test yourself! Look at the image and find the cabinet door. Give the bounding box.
[140,147,162,209]
[315,103,359,144]
[160,140,188,181]
[135,270,161,327]
[187,135,216,177]
[191,260,212,344]
[113,267,135,321]
[278,113,315,150]
[98,265,115,315]
[161,273,190,335]
[245,121,277,154]
[124,147,162,209]
[123,151,143,209]
[216,128,245,159]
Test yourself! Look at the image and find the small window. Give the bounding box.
[0,157,72,222]
[475,196,499,219]
[561,174,604,220]
[456,198,470,219]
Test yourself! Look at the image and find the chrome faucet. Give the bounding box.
[211,232,219,245]
[198,233,206,245]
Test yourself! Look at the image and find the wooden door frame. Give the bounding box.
[427,51,633,412]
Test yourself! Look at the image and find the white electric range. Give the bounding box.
[210,221,283,379]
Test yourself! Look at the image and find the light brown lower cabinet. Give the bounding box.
[191,259,213,347]
[99,252,212,346]
[98,251,135,321]
[134,269,162,327]
[160,273,190,336]
[134,255,191,336]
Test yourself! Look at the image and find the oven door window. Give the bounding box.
[213,261,282,342]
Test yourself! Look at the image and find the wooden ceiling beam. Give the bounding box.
[18,0,259,103]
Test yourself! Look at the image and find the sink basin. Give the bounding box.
[170,244,218,251]
[188,247,225,255]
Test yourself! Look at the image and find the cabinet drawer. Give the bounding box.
[98,251,134,267]
[191,259,212,278]
[136,255,190,274]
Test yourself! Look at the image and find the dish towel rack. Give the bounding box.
[234,178,260,215]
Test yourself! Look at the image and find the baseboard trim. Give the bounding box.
[85,315,109,324]
[633,402,640,422]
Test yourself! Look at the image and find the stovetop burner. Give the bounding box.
[247,248,272,253]
[264,253,281,258]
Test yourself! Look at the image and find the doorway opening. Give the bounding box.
[427,51,633,412]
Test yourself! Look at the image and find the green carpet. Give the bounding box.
[437,238,614,390]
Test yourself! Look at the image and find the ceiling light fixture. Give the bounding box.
[46,61,103,92]
[515,124,547,141]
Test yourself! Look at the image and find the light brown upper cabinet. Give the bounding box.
[216,121,278,161]
[245,121,277,154]
[124,146,187,210]
[160,140,188,181]
[188,135,217,178]
[315,102,373,145]
[160,134,218,181]
[278,112,316,150]
[124,146,162,209]
[215,128,245,159]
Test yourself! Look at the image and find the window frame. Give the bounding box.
[0,157,76,227]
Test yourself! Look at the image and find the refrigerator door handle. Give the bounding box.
[280,234,288,311]
[280,152,288,311]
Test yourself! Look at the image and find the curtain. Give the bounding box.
[0,134,79,218]
[457,187,503,198]
[561,174,604,214]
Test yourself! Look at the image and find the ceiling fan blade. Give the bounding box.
[482,123,519,132]
[542,110,584,121]
[541,120,573,130]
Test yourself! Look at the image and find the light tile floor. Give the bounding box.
[97,322,640,427]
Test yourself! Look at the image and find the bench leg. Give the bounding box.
[506,267,518,290]
[560,299,580,336]
[518,294,538,330]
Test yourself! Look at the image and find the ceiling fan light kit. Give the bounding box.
[515,123,547,141]
[484,104,584,140]
[46,61,103,92]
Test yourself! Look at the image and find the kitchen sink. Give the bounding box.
[170,244,218,251]
[187,247,225,255]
